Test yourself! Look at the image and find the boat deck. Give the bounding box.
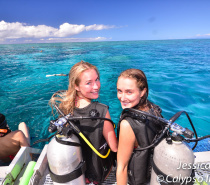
[0,138,209,185]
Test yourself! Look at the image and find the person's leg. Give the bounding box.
[18,122,30,146]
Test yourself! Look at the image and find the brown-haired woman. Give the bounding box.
[116,68,163,185]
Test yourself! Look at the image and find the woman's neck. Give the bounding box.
[75,95,91,108]
[134,99,150,112]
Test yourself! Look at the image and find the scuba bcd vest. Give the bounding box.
[117,104,163,185]
[73,102,115,183]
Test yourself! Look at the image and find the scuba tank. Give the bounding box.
[47,135,86,185]
[150,138,194,185]
[47,114,86,185]
[149,111,197,185]
[46,101,114,184]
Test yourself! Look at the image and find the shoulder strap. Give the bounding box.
[48,161,86,183]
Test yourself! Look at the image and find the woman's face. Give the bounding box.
[75,69,100,100]
[117,77,145,109]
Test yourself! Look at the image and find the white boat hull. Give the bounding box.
[1,145,210,185]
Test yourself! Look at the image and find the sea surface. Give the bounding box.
[0,39,210,150]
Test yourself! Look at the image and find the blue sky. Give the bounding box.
[1,0,210,44]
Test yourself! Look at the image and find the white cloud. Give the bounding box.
[0,20,115,43]
[7,37,111,44]
[86,24,115,31]
[195,33,210,38]
[45,36,110,42]
[54,23,86,37]
[0,21,57,39]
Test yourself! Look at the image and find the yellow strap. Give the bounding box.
[79,132,110,158]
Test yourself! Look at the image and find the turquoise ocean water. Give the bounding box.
[0,39,210,150]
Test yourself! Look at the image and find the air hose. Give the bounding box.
[185,135,210,142]
[120,108,210,151]
[32,108,112,158]
[79,132,110,158]
[169,110,198,150]
[53,103,111,159]
[31,134,56,147]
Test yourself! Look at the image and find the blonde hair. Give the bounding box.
[118,68,149,110]
[50,60,99,115]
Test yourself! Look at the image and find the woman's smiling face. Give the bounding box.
[75,69,100,101]
[117,77,144,109]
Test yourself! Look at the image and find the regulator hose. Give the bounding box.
[79,132,111,158]
[185,135,210,142]
[31,134,56,147]
[169,111,198,150]
[53,101,111,159]
[119,108,170,151]
[135,126,169,151]
[120,108,204,151]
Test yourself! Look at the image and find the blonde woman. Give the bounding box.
[50,61,117,184]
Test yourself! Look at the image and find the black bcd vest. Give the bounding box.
[118,104,163,185]
[73,102,114,183]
